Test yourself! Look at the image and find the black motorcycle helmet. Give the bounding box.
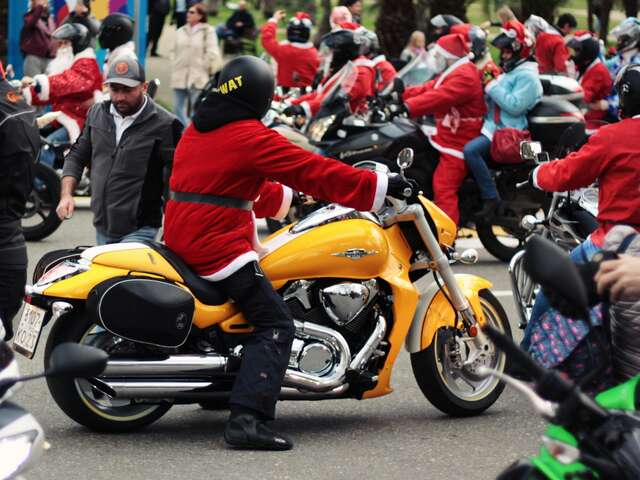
[52,23,90,54]
[321,29,362,72]
[98,13,134,50]
[430,14,463,40]
[216,56,275,119]
[469,26,488,61]
[567,35,600,72]
[287,13,312,43]
[615,63,640,118]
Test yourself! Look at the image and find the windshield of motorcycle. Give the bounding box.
[318,61,358,110]
[394,50,437,90]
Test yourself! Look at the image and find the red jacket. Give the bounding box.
[164,120,387,278]
[260,21,319,88]
[372,55,396,91]
[579,59,613,128]
[534,117,640,246]
[293,58,376,117]
[403,58,486,157]
[23,48,102,142]
[535,32,569,74]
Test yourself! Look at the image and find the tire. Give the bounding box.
[44,309,172,432]
[411,290,512,417]
[23,163,62,241]
[476,219,525,263]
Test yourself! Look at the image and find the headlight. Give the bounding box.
[542,435,581,465]
[0,429,43,480]
[308,115,336,142]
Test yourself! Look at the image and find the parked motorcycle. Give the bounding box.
[269,62,585,262]
[488,235,640,479]
[15,150,511,432]
[0,340,107,479]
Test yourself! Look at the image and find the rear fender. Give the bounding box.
[405,274,492,353]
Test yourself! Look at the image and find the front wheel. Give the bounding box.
[411,290,511,416]
[44,309,172,432]
[476,219,526,262]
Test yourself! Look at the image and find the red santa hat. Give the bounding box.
[502,20,533,57]
[450,23,473,40]
[291,11,313,27]
[338,21,361,31]
[572,29,594,41]
[433,33,469,59]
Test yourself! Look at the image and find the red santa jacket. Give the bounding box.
[23,48,102,142]
[372,55,396,91]
[260,21,319,88]
[164,120,387,279]
[535,32,569,74]
[579,59,613,128]
[402,58,486,157]
[292,58,376,117]
[533,117,640,246]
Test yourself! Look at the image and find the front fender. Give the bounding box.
[405,274,492,353]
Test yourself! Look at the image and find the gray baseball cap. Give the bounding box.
[104,55,145,87]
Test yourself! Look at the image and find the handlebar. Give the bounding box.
[516,180,529,190]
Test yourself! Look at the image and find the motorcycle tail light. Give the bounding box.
[542,435,581,464]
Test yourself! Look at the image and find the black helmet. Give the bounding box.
[98,13,134,50]
[492,22,531,72]
[53,23,90,54]
[430,14,463,39]
[567,34,600,72]
[321,28,363,72]
[469,26,488,61]
[615,63,640,118]
[216,56,275,119]
[287,13,312,43]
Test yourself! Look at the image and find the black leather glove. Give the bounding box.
[290,191,303,207]
[283,105,305,117]
[387,174,418,199]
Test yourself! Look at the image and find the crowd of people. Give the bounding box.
[2,0,640,452]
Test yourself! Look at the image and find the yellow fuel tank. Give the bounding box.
[261,216,390,282]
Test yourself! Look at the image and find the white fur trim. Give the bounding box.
[435,57,470,89]
[33,74,50,102]
[532,165,542,190]
[199,251,260,281]
[22,87,32,105]
[353,57,375,68]
[427,136,464,159]
[300,101,312,118]
[93,89,104,104]
[268,18,277,24]
[55,112,82,144]
[272,186,293,220]
[372,54,387,65]
[433,43,459,60]
[372,171,389,211]
[74,48,96,61]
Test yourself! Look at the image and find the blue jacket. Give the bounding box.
[481,61,543,138]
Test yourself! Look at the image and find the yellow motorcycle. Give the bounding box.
[13,150,512,432]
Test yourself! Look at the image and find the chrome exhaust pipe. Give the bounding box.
[102,355,229,377]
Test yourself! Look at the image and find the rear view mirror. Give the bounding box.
[520,141,542,161]
[523,235,589,315]
[47,343,108,378]
[397,148,414,170]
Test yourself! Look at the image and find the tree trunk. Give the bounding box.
[623,0,639,17]
[314,0,332,46]
[415,0,430,32]
[0,1,7,64]
[518,0,564,22]
[598,0,613,41]
[375,0,416,59]
[587,0,594,32]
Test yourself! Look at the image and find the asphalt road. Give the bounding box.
[12,209,546,480]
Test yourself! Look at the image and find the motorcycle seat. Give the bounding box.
[141,242,228,306]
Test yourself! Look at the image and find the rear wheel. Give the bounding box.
[45,310,172,432]
[411,290,511,416]
[476,220,526,262]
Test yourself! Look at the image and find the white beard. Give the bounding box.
[47,46,74,75]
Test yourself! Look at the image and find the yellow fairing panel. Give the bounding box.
[91,248,184,283]
[420,274,492,350]
[42,264,130,299]
[419,195,457,248]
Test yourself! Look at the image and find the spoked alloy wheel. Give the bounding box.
[45,311,172,432]
[411,291,511,416]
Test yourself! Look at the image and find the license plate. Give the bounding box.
[13,303,47,359]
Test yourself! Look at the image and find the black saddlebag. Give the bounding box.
[86,276,195,348]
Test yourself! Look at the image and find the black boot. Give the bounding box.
[224,413,293,451]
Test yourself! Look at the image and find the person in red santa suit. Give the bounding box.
[260,10,319,91]
[525,14,570,74]
[357,28,396,91]
[397,34,486,224]
[22,23,102,168]
[164,56,413,451]
[522,63,640,349]
[567,31,614,130]
[283,23,375,119]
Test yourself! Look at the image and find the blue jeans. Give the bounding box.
[39,127,69,169]
[521,237,602,350]
[96,226,159,246]
[463,135,499,200]
[172,87,201,127]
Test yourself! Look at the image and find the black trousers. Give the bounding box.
[147,13,167,55]
[215,261,295,420]
[0,265,26,340]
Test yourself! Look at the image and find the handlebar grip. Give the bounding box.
[483,325,546,381]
